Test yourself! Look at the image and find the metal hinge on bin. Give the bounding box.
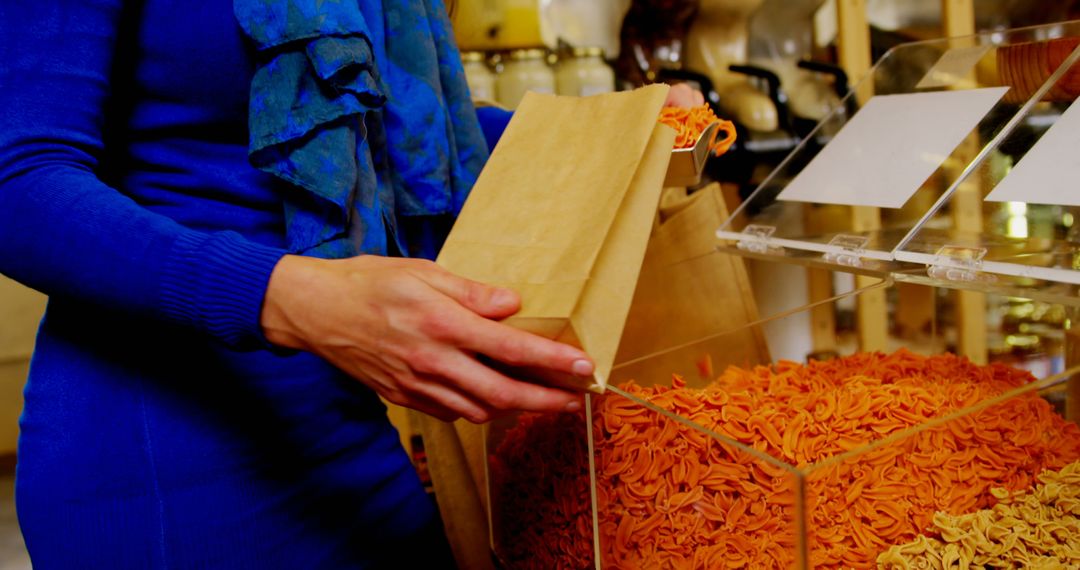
[822,234,870,268]
[927,245,996,283]
[735,224,784,255]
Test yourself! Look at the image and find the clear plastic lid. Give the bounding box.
[716,21,1080,291]
[895,31,1080,291]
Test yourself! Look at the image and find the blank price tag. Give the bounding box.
[985,97,1080,207]
[777,87,1008,209]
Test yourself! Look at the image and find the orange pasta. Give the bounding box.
[488,350,1080,569]
[658,104,737,156]
[878,459,1080,568]
[488,413,593,570]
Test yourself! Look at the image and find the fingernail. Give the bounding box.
[564,400,582,412]
[572,359,593,377]
[493,288,516,307]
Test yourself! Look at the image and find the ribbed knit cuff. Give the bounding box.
[159,230,287,349]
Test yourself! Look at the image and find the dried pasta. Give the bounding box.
[488,350,1080,570]
[488,412,593,570]
[877,459,1080,569]
[657,104,737,156]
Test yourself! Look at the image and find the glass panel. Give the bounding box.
[813,369,1080,568]
[486,410,595,569]
[592,387,803,569]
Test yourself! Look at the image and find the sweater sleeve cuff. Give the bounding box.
[475,106,513,152]
[159,230,287,349]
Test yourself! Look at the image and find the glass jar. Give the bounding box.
[460,51,496,102]
[495,48,555,109]
[555,46,615,97]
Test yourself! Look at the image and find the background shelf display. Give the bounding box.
[715,21,1080,295]
[895,42,1080,288]
[473,14,1080,570]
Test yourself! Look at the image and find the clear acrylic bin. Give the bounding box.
[486,250,1080,569]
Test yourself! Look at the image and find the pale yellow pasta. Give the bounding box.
[877,460,1080,569]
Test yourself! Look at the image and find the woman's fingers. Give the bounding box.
[343,357,487,423]
[664,82,705,108]
[394,395,462,424]
[434,350,584,415]
[414,262,521,319]
[449,311,595,380]
[403,370,495,424]
[407,261,595,382]
[328,344,483,423]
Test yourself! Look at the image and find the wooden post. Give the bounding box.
[807,269,838,355]
[803,205,844,357]
[942,0,976,38]
[952,179,988,364]
[825,0,888,352]
[1067,309,1080,423]
[853,207,889,352]
[941,0,988,364]
[896,283,937,341]
[836,0,872,86]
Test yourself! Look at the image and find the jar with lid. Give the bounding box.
[495,48,555,109]
[460,51,497,102]
[555,46,615,97]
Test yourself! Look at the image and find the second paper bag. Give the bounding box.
[437,85,675,392]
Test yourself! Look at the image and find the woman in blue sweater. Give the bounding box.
[0,0,596,567]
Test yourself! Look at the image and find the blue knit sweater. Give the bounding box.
[0,1,509,568]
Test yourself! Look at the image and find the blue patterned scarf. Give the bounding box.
[234,0,489,258]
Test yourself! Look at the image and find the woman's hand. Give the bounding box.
[260,255,593,423]
[664,82,705,108]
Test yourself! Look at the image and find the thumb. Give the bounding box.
[420,267,521,319]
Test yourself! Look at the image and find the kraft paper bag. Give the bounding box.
[611,183,771,387]
[437,84,676,392]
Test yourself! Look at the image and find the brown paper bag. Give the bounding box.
[437,85,676,392]
[611,183,770,386]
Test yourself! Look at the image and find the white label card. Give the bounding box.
[915,45,992,89]
[985,97,1080,207]
[777,87,1009,209]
